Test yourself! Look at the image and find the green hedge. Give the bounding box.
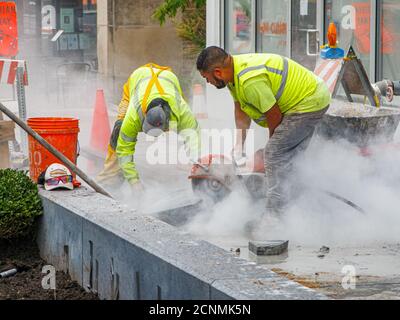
[0,169,43,240]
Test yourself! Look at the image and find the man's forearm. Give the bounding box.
[234,102,251,148]
[265,104,283,138]
[116,124,139,184]
[235,128,248,149]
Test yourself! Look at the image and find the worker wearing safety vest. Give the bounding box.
[96,80,132,186]
[97,64,200,189]
[196,46,331,218]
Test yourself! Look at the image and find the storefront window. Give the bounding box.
[291,0,318,70]
[325,0,371,76]
[82,0,97,62]
[224,0,255,54]
[378,0,400,81]
[23,0,40,36]
[257,0,289,56]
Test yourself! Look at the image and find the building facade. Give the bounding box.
[207,0,400,83]
[7,0,198,108]
[15,0,97,66]
[203,0,400,145]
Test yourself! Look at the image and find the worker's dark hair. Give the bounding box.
[196,46,229,72]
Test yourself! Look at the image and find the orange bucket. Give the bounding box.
[27,117,80,182]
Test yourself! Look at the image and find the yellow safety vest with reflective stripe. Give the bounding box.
[117,81,131,121]
[116,64,200,184]
[228,54,323,127]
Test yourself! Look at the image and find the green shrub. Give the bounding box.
[0,169,43,240]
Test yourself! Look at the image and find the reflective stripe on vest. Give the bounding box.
[118,154,134,166]
[237,56,289,102]
[254,115,266,125]
[141,64,172,114]
[133,76,181,125]
[120,131,137,143]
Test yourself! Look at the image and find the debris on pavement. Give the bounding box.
[320,246,330,254]
[249,240,289,256]
[271,268,321,289]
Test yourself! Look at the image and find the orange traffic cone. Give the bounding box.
[89,89,111,157]
[192,84,208,120]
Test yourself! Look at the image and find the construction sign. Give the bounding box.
[314,58,342,94]
[0,59,28,86]
[0,2,18,57]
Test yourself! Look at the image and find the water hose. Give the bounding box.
[321,189,366,215]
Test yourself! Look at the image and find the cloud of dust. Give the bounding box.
[266,136,400,246]
[184,189,262,239]
[113,83,400,247]
[1,26,115,178]
[180,134,400,247]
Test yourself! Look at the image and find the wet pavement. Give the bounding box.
[185,234,400,300]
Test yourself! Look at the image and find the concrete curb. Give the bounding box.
[37,187,328,300]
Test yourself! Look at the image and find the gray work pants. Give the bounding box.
[264,106,329,215]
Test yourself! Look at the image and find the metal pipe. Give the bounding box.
[0,102,113,198]
[321,190,366,215]
[0,268,18,278]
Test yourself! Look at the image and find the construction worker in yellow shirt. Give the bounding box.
[97,64,201,191]
[197,46,331,218]
[96,80,131,187]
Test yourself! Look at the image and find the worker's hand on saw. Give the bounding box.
[231,147,247,167]
[129,180,145,195]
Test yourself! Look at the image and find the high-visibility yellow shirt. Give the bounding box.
[116,65,200,184]
[227,54,331,127]
[117,81,131,120]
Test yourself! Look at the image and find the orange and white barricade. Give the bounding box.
[0,58,29,155]
[314,57,342,94]
[0,59,28,86]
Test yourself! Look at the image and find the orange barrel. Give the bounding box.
[27,117,80,182]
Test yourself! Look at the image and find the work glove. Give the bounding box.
[125,180,145,210]
[110,119,123,150]
[231,147,247,168]
[129,180,145,195]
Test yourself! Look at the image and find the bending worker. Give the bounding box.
[96,77,131,187]
[97,63,200,190]
[196,46,331,217]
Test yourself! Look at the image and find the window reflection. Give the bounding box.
[325,0,371,75]
[379,0,400,81]
[258,0,289,56]
[225,0,255,54]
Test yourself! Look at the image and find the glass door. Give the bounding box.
[377,0,400,81]
[290,0,321,71]
[257,0,290,56]
[224,0,256,54]
[325,0,372,79]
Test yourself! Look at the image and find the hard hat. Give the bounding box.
[44,163,74,191]
[142,98,170,137]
